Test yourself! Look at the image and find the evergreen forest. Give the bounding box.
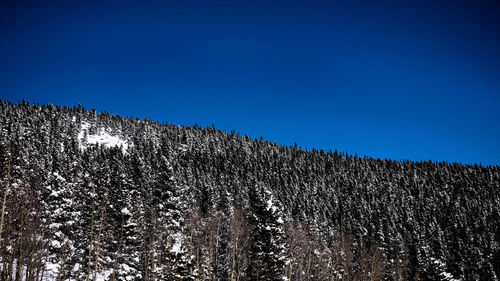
[0,100,499,281]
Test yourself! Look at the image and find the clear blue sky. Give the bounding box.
[1,0,499,166]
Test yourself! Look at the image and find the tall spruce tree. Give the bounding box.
[247,183,287,281]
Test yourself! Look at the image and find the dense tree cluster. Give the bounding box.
[0,100,499,280]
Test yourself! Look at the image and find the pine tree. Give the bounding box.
[153,138,197,280]
[247,183,288,281]
[210,186,231,281]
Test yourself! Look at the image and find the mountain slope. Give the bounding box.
[0,100,499,280]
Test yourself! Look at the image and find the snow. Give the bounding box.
[78,122,131,153]
[171,240,181,254]
[121,207,130,215]
[72,263,81,273]
[94,269,113,281]
[170,233,183,254]
[43,262,60,281]
[53,172,66,182]
[179,143,188,152]
[50,240,61,248]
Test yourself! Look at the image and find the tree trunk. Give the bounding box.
[86,201,95,281]
[0,157,11,243]
[110,216,124,281]
[93,205,107,281]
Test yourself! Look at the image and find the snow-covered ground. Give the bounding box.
[78,122,130,152]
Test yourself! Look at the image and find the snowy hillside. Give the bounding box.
[0,100,499,281]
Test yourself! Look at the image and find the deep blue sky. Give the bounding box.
[1,0,499,165]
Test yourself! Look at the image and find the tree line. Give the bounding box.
[0,100,499,280]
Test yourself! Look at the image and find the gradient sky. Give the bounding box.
[1,0,499,165]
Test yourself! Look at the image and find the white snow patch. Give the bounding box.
[53,172,66,182]
[50,240,61,248]
[94,269,113,281]
[171,240,181,254]
[170,233,183,254]
[78,122,130,153]
[179,143,188,152]
[43,262,60,281]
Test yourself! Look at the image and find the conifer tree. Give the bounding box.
[247,183,288,281]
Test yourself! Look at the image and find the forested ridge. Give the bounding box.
[0,100,499,281]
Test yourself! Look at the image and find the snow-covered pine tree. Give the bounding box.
[209,185,231,281]
[152,137,197,280]
[246,183,288,281]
